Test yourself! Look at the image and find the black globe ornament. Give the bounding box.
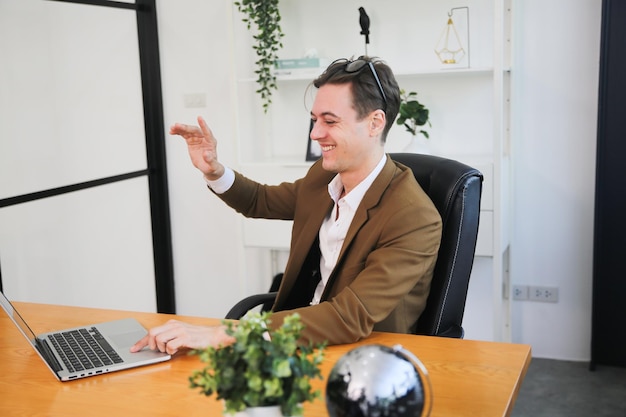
[326,344,432,417]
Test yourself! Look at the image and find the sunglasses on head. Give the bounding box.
[333,58,388,111]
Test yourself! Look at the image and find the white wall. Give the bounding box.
[156,0,274,318]
[509,0,601,360]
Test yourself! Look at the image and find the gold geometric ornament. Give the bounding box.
[435,7,468,65]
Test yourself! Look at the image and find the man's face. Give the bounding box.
[310,83,382,176]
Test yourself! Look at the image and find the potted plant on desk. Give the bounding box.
[189,312,325,417]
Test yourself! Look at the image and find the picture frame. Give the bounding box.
[305,119,321,161]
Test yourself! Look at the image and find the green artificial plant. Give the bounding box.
[234,0,284,112]
[189,312,325,416]
[396,89,432,139]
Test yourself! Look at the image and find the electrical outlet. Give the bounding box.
[183,93,207,108]
[528,286,559,303]
[512,285,528,300]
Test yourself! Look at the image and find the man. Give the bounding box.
[131,56,442,355]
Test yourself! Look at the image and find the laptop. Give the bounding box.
[0,290,170,381]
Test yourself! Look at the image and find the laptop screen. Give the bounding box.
[0,291,40,348]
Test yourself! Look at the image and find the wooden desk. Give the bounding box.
[0,302,530,417]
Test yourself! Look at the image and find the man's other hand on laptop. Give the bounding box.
[130,320,235,355]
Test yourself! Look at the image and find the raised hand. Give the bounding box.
[170,116,225,180]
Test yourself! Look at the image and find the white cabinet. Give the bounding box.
[231,0,512,341]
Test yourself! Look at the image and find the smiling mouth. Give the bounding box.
[321,145,336,152]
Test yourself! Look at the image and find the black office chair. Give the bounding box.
[226,153,483,338]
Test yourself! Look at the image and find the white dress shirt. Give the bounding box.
[204,167,235,193]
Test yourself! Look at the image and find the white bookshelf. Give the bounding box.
[230,0,512,342]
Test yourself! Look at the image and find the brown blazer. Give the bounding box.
[218,155,442,345]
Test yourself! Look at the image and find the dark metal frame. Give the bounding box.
[0,0,176,313]
[591,0,626,369]
[305,120,321,162]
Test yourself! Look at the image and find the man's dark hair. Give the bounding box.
[313,56,400,142]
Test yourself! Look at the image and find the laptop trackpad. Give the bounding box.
[110,331,144,349]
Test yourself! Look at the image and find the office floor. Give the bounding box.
[511,358,626,417]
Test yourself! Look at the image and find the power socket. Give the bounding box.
[183,93,207,108]
[512,285,529,300]
[528,286,559,303]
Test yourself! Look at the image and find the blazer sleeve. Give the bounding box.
[215,166,334,221]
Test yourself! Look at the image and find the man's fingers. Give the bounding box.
[170,123,201,137]
[197,116,214,142]
[169,122,193,135]
[155,335,169,353]
[164,338,182,355]
[130,335,149,353]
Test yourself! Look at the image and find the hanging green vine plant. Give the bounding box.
[234,0,284,112]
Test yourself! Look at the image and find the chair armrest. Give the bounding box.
[224,292,278,320]
[437,324,465,339]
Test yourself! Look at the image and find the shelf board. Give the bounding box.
[395,67,495,77]
[238,69,321,83]
[237,66,510,83]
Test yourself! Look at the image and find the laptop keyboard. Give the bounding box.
[49,327,124,373]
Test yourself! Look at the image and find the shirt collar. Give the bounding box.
[327,153,388,208]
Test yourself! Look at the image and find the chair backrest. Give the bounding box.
[390,153,483,338]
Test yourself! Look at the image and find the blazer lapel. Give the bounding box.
[275,166,333,308]
[321,157,398,299]
[342,157,396,256]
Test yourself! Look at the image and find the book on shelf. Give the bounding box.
[274,57,328,70]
